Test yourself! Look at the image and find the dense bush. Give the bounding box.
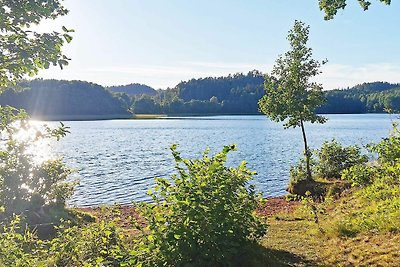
[368,123,400,164]
[341,164,375,187]
[288,158,312,186]
[0,215,128,267]
[329,125,400,235]
[0,106,75,214]
[288,140,368,196]
[332,168,400,236]
[128,145,266,266]
[46,219,128,266]
[316,139,368,180]
[0,216,42,266]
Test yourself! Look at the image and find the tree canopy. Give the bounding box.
[0,1,75,214]
[0,0,73,90]
[319,0,392,20]
[109,83,157,96]
[258,21,326,129]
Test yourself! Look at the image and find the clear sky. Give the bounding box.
[36,0,400,90]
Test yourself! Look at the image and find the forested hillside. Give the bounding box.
[108,83,157,96]
[132,73,400,115]
[0,79,131,120]
[318,82,400,113]
[132,70,265,114]
[1,78,399,119]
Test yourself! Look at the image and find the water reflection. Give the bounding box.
[42,114,395,207]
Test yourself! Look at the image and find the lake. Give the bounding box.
[44,114,395,207]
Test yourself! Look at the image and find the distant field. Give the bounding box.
[133,114,167,119]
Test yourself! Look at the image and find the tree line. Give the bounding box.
[0,79,131,120]
[1,78,399,119]
[132,79,400,115]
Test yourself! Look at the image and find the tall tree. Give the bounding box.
[0,0,73,212]
[319,0,391,20]
[258,20,327,181]
[0,0,73,91]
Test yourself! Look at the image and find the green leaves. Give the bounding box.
[0,1,73,90]
[259,21,326,130]
[0,106,76,213]
[319,0,391,20]
[259,20,327,181]
[129,145,266,266]
[316,139,369,179]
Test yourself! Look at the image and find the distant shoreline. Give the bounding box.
[30,114,134,121]
[28,112,398,122]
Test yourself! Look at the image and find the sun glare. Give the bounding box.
[10,120,55,165]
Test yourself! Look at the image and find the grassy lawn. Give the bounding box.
[261,201,400,267]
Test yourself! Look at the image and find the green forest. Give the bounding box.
[0,79,131,120]
[1,77,400,119]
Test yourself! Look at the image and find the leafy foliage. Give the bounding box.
[330,124,400,235]
[316,139,368,179]
[0,216,43,266]
[258,20,327,181]
[341,164,375,187]
[368,123,400,163]
[3,79,400,117]
[46,219,128,266]
[0,106,75,213]
[319,0,392,20]
[128,145,266,266]
[288,139,367,196]
[289,158,313,187]
[258,21,326,129]
[0,0,73,90]
[0,215,128,267]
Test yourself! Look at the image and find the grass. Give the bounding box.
[260,195,400,267]
[79,194,400,266]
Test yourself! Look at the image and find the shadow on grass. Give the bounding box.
[1,206,97,239]
[233,243,326,267]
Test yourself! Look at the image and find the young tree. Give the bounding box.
[319,0,391,20]
[258,20,327,181]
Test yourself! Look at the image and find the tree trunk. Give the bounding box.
[300,120,312,181]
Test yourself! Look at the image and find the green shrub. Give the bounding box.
[316,139,368,180]
[128,145,267,266]
[289,159,309,186]
[331,186,400,236]
[47,220,128,266]
[341,164,375,187]
[0,216,44,266]
[329,125,400,236]
[0,215,128,267]
[368,123,400,164]
[0,106,75,214]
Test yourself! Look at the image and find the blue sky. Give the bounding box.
[36,0,400,90]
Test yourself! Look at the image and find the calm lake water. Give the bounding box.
[45,114,395,207]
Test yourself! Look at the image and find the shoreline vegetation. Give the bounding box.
[30,112,398,122]
[75,193,400,266]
